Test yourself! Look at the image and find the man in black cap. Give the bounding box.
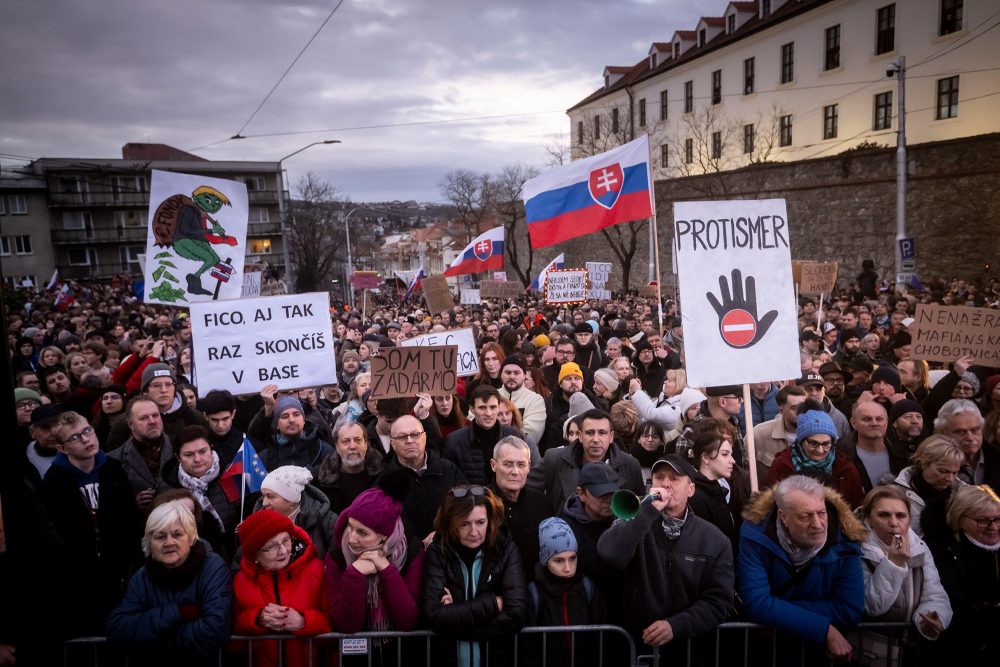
[886,399,929,464]
[598,455,734,657]
[799,330,822,356]
[675,385,748,467]
[498,354,546,446]
[866,366,906,410]
[573,321,603,372]
[832,328,862,366]
[632,338,666,395]
[819,361,855,417]
[23,403,65,489]
[797,372,851,439]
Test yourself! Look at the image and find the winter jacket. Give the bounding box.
[107,400,209,452]
[443,423,543,492]
[252,484,336,559]
[232,525,331,667]
[381,450,466,541]
[751,415,794,483]
[314,446,383,513]
[835,431,907,493]
[598,501,734,644]
[541,440,644,514]
[106,542,232,665]
[737,486,866,645]
[524,565,606,667]
[498,385,547,446]
[491,485,553,579]
[107,435,175,497]
[259,422,334,479]
[688,467,749,553]
[765,448,866,510]
[162,457,248,545]
[421,533,527,667]
[559,495,621,619]
[630,389,683,432]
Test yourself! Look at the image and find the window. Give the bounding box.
[727,13,736,34]
[762,0,771,16]
[0,237,9,255]
[112,175,147,200]
[638,99,646,127]
[14,235,32,255]
[684,81,693,113]
[9,195,27,214]
[940,0,963,35]
[936,76,959,119]
[119,246,143,268]
[684,138,694,164]
[711,131,722,159]
[660,144,669,169]
[650,53,658,69]
[250,239,273,254]
[604,73,610,89]
[68,248,96,266]
[241,176,266,191]
[743,57,755,94]
[660,90,669,121]
[779,115,793,147]
[711,70,722,104]
[673,43,680,59]
[249,207,270,223]
[823,104,839,139]
[577,121,584,144]
[113,210,147,227]
[780,43,794,84]
[876,4,895,55]
[699,28,706,47]
[62,211,92,230]
[874,91,893,130]
[825,25,840,70]
[0,197,5,214]
[593,116,601,140]
[743,124,755,154]
[612,107,620,134]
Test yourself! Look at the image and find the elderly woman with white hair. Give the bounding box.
[253,465,337,558]
[107,501,231,665]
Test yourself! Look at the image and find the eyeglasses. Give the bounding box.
[62,426,96,445]
[259,535,293,556]
[390,431,424,443]
[964,515,1000,530]
[802,438,833,451]
[451,485,486,499]
[16,400,41,411]
[953,384,975,395]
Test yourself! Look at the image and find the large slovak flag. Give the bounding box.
[531,253,565,291]
[220,436,268,502]
[444,227,505,277]
[523,135,654,248]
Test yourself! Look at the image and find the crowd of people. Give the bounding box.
[2,268,999,666]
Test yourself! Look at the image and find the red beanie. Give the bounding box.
[238,509,295,559]
[986,374,1000,398]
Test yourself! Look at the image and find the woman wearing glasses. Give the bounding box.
[765,400,865,509]
[422,484,527,666]
[232,509,331,667]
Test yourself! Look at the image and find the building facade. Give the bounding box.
[0,172,53,288]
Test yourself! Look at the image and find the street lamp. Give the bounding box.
[278,140,340,292]
[886,58,907,287]
[341,207,361,308]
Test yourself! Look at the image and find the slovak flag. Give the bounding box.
[54,284,75,312]
[531,253,565,291]
[220,436,268,502]
[522,135,654,248]
[45,269,60,291]
[403,262,426,300]
[444,227,505,277]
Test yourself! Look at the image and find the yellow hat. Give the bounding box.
[533,334,551,348]
[558,362,583,383]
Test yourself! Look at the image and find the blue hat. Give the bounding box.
[272,395,304,428]
[795,409,838,443]
[538,517,577,565]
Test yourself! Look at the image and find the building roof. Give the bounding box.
[121,143,206,161]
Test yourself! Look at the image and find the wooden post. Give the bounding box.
[743,383,759,493]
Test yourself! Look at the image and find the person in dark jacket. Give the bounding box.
[685,420,749,554]
[259,395,333,477]
[421,485,527,667]
[199,389,246,464]
[106,501,231,666]
[315,420,383,513]
[108,396,176,511]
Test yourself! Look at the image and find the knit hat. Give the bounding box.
[889,399,924,423]
[15,388,42,405]
[870,366,902,393]
[261,466,313,503]
[342,350,362,364]
[533,334,550,348]
[101,383,128,400]
[558,362,583,383]
[678,388,707,417]
[891,331,912,350]
[633,338,652,353]
[538,517,577,565]
[502,354,527,372]
[959,372,980,396]
[238,509,295,559]
[795,409,838,444]
[839,328,862,343]
[986,375,1000,398]
[333,472,410,544]
[593,368,620,393]
[574,322,593,335]
[23,326,41,338]
[272,395,304,428]
[140,362,175,390]
[563,391,597,438]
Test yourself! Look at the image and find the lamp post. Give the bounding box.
[341,208,359,308]
[887,57,907,287]
[278,140,340,292]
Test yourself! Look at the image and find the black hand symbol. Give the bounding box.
[706,269,778,348]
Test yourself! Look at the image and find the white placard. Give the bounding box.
[673,199,800,386]
[399,327,480,377]
[545,269,589,305]
[493,272,507,281]
[190,292,336,396]
[460,288,481,305]
[241,272,262,297]
[586,261,612,300]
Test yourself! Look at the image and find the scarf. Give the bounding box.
[340,518,409,637]
[661,507,689,540]
[146,539,207,591]
[777,517,824,567]
[177,451,224,531]
[791,442,835,477]
[630,443,664,469]
[967,534,1000,552]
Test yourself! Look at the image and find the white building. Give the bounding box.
[569,0,999,175]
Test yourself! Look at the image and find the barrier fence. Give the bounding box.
[62,621,912,667]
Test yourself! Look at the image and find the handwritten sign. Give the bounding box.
[480,279,524,299]
[586,261,612,300]
[638,284,659,298]
[545,268,589,305]
[190,292,336,396]
[460,288,481,305]
[350,271,382,289]
[910,304,1000,368]
[369,345,458,399]
[241,271,262,297]
[493,272,507,281]
[399,327,480,377]
[799,262,838,294]
[422,274,455,315]
[791,260,804,286]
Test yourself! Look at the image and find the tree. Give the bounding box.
[492,163,539,288]
[287,172,346,293]
[439,169,494,244]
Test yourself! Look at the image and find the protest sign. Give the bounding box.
[638,284,659,298]
[144,170,249,305]
[400,327,480,377]
[241,271,262,297]
[791,260,804,286]
[422,274,455,315]
[493,271,507,281]
[673,199,800,386]
[545,268,589,305]
[190,292,336,396]
[586,261,612,300]
[460,288,481,305]
[350,271,382,289]
[910,304,1000,368]
[480,279,524,299]
[369,345,458,399]
[799,261,838,294]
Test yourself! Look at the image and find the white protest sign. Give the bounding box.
[242,272,262,297]
[673,199,800,387]
[586,261,612,300]
[399,327,480,377]
[460,288,481,305]
[493,272,507,281]
[190,292,336,396]
[545,268,589,305]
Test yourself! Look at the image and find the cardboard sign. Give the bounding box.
[791,260,804,286]
[369,345,458,399]
[241,271,262,297]
[479,279,523,299]
[638,284,659,298]
[587,261,612,300]
[190,292,336,396]
[799,261,838,294]
[910,304,1000,368]
[545,268,589,305]
[422,274,455,315]
[460,288,481,305]
[673,199,800,386]
[399,327,480,377]
[350,271,382,289]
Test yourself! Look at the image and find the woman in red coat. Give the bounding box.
[765,401,865,509]
[232,509,330,667]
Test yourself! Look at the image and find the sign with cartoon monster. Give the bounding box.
[143,170,249,305]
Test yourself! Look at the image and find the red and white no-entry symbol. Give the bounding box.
[720,309,756,347]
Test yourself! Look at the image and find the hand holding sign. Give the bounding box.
[706,269,778,349]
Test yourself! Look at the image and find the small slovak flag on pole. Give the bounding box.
[403,262,426,300]
[443,227,504,277]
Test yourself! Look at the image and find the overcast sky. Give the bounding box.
[0,0,703,202]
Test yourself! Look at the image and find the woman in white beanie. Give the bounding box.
[253,465,337,559]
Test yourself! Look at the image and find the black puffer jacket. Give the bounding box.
[687,467,749,554]
[381,450,466,541]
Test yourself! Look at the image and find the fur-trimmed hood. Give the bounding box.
[742,485,868,543]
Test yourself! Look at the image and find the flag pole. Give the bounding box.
[743,383,759,493]
[240,438,247,522]
[645,137,665,336]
